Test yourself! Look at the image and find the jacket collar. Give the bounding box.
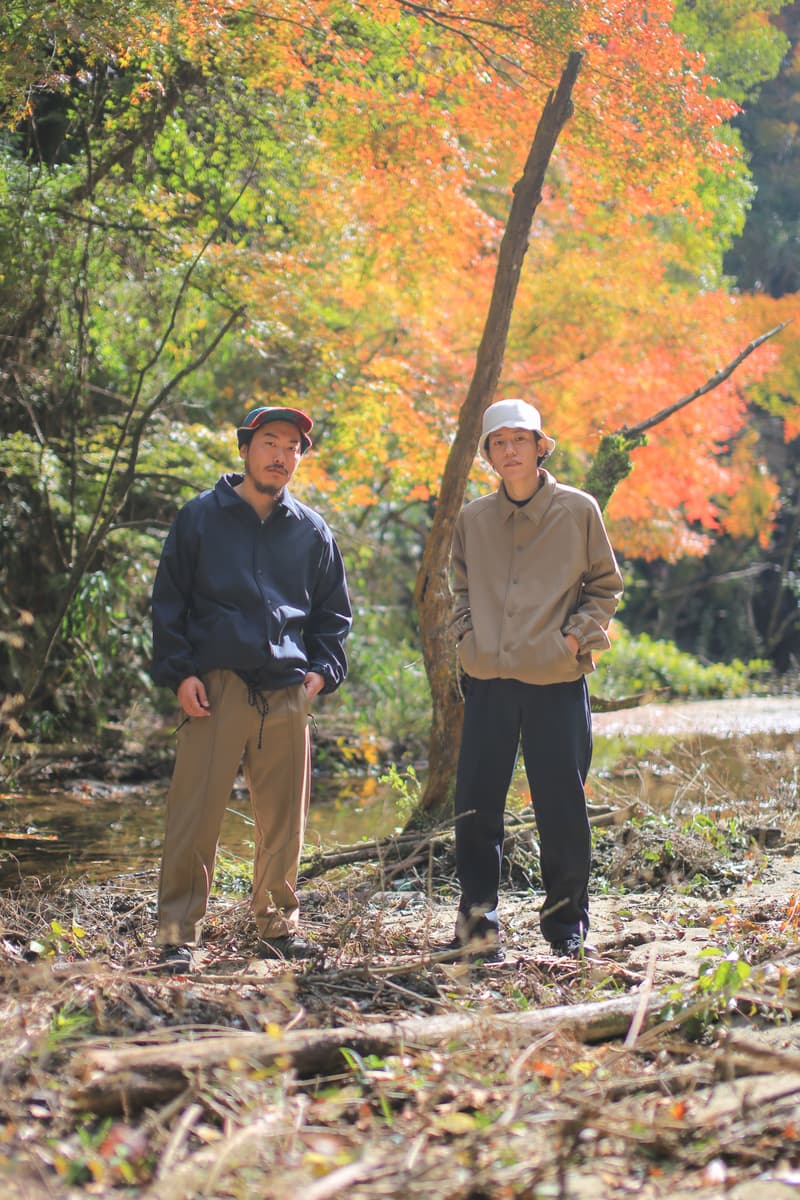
[497,469,556,524]
[216,473,301,518]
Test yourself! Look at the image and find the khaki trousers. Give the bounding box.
[157,670,311,945]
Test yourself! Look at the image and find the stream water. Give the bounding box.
[1,696,798,888]
[0,773,403,888]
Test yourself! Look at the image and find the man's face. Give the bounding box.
[486,426,540,488]
[240,420,303,495]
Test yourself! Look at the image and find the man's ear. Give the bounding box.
[239,440,247,463]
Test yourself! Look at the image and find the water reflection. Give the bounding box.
[2,723,798,886]
[0,775,405,888]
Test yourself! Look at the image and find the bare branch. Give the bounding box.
[41,206,166,237]
[624,321,793,439]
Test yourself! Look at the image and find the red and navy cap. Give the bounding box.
[236,405,313,453]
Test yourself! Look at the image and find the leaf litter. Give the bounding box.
[1,733,800,1198]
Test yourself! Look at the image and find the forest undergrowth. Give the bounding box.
[1,733,800,1200]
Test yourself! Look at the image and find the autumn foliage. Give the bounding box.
[1,1,798,729]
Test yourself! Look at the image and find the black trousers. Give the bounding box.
[454,676,593,945]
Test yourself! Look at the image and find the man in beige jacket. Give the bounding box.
[450,399,623,961]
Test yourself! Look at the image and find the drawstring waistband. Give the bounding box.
[171,674,279,747]
[245,681,270,749]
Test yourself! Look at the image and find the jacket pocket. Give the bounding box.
[515,631,584,685]
[457,629,480,676]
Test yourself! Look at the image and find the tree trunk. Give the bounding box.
[414,51,583,816]
[416,284,789,818]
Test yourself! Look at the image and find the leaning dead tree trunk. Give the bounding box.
[414,51,583,816]
[417,278,789,817]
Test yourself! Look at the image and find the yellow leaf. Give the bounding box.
[570,1060,596,1077]
[433,1111,478,1135]
[304,1151,334,1177]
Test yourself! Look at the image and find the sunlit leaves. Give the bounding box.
[1,0,796,577]
[673,0,790,106]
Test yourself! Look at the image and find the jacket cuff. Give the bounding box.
[311,664,339,694]
[562,621,582,647]
[450,612,473,643]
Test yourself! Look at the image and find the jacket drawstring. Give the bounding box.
[245,680,270,749]
[173,676,273,747]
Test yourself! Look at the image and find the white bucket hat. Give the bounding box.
[481,398,556,458]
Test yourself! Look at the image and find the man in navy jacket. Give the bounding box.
[151,405,351,972]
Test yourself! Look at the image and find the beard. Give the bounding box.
[243,458,287,497]
[252,479,282,497]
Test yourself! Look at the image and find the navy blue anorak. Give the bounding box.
[151,474,351,694]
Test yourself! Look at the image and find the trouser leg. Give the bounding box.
[245,683,311,938]
[157,670,248,946]
[520,678,593,945]
[454,677,521,934]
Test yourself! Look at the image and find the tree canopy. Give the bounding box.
[1,1,798,731]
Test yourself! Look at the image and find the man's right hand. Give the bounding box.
[177,676,211,718]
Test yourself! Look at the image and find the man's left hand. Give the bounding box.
[303,671,325,700]
[564,633,580,657]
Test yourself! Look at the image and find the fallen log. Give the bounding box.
[0,830,59,841]
[71,992,664,1115]
[589,802,638,829]
[300,833,451,881]
[589,688,670,713]
[300,804,634,882]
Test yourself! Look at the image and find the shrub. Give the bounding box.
[593,626,772,701]
[323,604,431,755]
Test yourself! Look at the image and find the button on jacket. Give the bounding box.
[151,473,351,693]
[452,470,623,685]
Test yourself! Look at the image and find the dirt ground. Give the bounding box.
[591,694,800,739]
[1,823,799,1199]
[1,699,799,1199]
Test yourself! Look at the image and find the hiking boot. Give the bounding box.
[158,944,194,974]
[450,936,506,964]
[443,925,505,964]
[549,933,598,960]
[258,934,318,961]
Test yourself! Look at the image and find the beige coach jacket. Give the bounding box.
[451,470,624,686]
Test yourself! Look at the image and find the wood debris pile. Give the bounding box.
[0,815,799,1199]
